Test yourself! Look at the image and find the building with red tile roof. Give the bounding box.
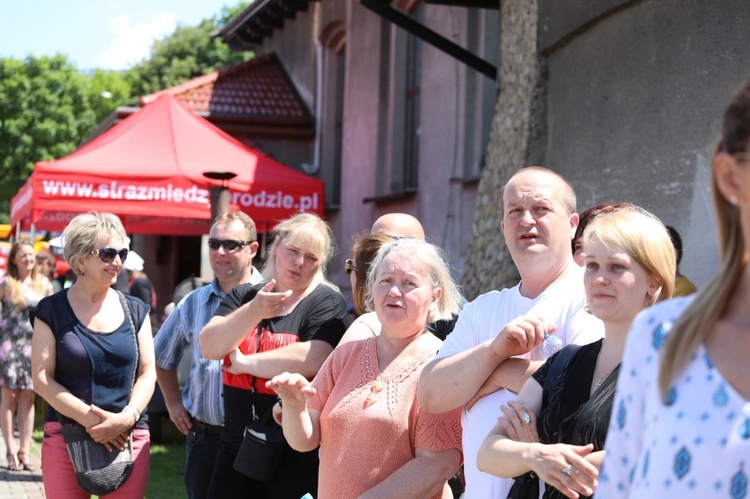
[139,53,314,140]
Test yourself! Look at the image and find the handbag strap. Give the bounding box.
[541,344,581,409]
[55,291,141,425]
[117,290,140,398]
[248,320,266,422]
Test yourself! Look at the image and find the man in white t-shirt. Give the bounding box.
[418,166,604,499]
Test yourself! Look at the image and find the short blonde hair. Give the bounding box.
[261,213,335,282]
[62,212,127,276]
[364,238,461,322]
[582,204,675,306]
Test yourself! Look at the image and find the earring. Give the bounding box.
[730,195,739,205]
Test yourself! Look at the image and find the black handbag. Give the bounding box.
[233,404,285,481]
[505,345,582,499]
[55,291,139,495]
[507,470,540,499]
[232,323,286,481]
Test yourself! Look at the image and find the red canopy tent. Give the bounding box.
[10,94,324,236]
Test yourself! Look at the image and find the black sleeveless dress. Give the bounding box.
[532,339,620,499]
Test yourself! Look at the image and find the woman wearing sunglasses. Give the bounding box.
[31,212,156,497]
[200,212,349,498]
[0,241,53,471]
[337,233,396,344]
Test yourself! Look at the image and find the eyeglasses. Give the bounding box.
[735,152,750,162]
[207,238,253,251]
[91,247,129,264]
[344,258,358,274]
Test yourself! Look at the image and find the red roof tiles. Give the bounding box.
[139,53,312,123]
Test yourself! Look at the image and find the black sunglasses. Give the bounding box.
[207,238,253,251]
[344,258,358,274]
[91,247,129,264]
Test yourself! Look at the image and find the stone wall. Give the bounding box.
[465,0,750,297]
[463,0,540,299]
[541,0,750,287]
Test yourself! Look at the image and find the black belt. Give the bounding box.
[190,416,222,435]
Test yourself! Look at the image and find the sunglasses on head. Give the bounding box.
[91,247,129,264]
[207,238,253,251]
[344,258,358,274]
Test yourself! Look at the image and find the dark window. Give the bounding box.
[331,49,345,205]
[403,23,422,191]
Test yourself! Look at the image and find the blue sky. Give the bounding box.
[0,0,242,71]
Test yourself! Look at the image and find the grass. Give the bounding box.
[145,413,188,498]
[146,441,187,499]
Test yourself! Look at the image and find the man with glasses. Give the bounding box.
[418,167,604,499]
[154,211,263,499]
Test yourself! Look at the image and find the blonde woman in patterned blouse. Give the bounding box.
[599,77,750,499]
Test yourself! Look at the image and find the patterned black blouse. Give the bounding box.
[532,338,620,499]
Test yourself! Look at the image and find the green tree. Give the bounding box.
[127,2,251,96]
[88,69,132,124]
[217,2,250,25]
[0,55,106,221]
[0,2,248,223]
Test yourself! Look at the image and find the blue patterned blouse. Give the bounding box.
[598,297,750,499]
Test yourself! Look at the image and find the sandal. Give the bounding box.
[6,452,21,471]
[17,451,35,472]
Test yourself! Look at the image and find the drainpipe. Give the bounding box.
[303,41,323,175]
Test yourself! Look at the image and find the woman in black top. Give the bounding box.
[31,212,156,498]
[477,205,675,499]
[200,212,349,498]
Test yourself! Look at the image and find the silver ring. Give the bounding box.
[521,412,531,425]
[561,464,573,476]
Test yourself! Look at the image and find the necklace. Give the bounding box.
[594,372,611,390]
[593,363,619,390]
[592,342,618,391]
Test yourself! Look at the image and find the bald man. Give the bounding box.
[371,213,426,240]
[418,167,604,499]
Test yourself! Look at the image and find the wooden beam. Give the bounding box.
[360,0,497,80]
[425,0,498,8]
[267,4,293,21]
[258,11,285,30]
[249,19,274,38]
[237,29,263,45]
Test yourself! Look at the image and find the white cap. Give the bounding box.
[123,250,144,271]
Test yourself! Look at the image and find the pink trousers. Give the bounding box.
[42,421,150,498]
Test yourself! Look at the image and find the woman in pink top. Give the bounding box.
[268,238,464,498]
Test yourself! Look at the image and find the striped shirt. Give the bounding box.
[154,270,263,426]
